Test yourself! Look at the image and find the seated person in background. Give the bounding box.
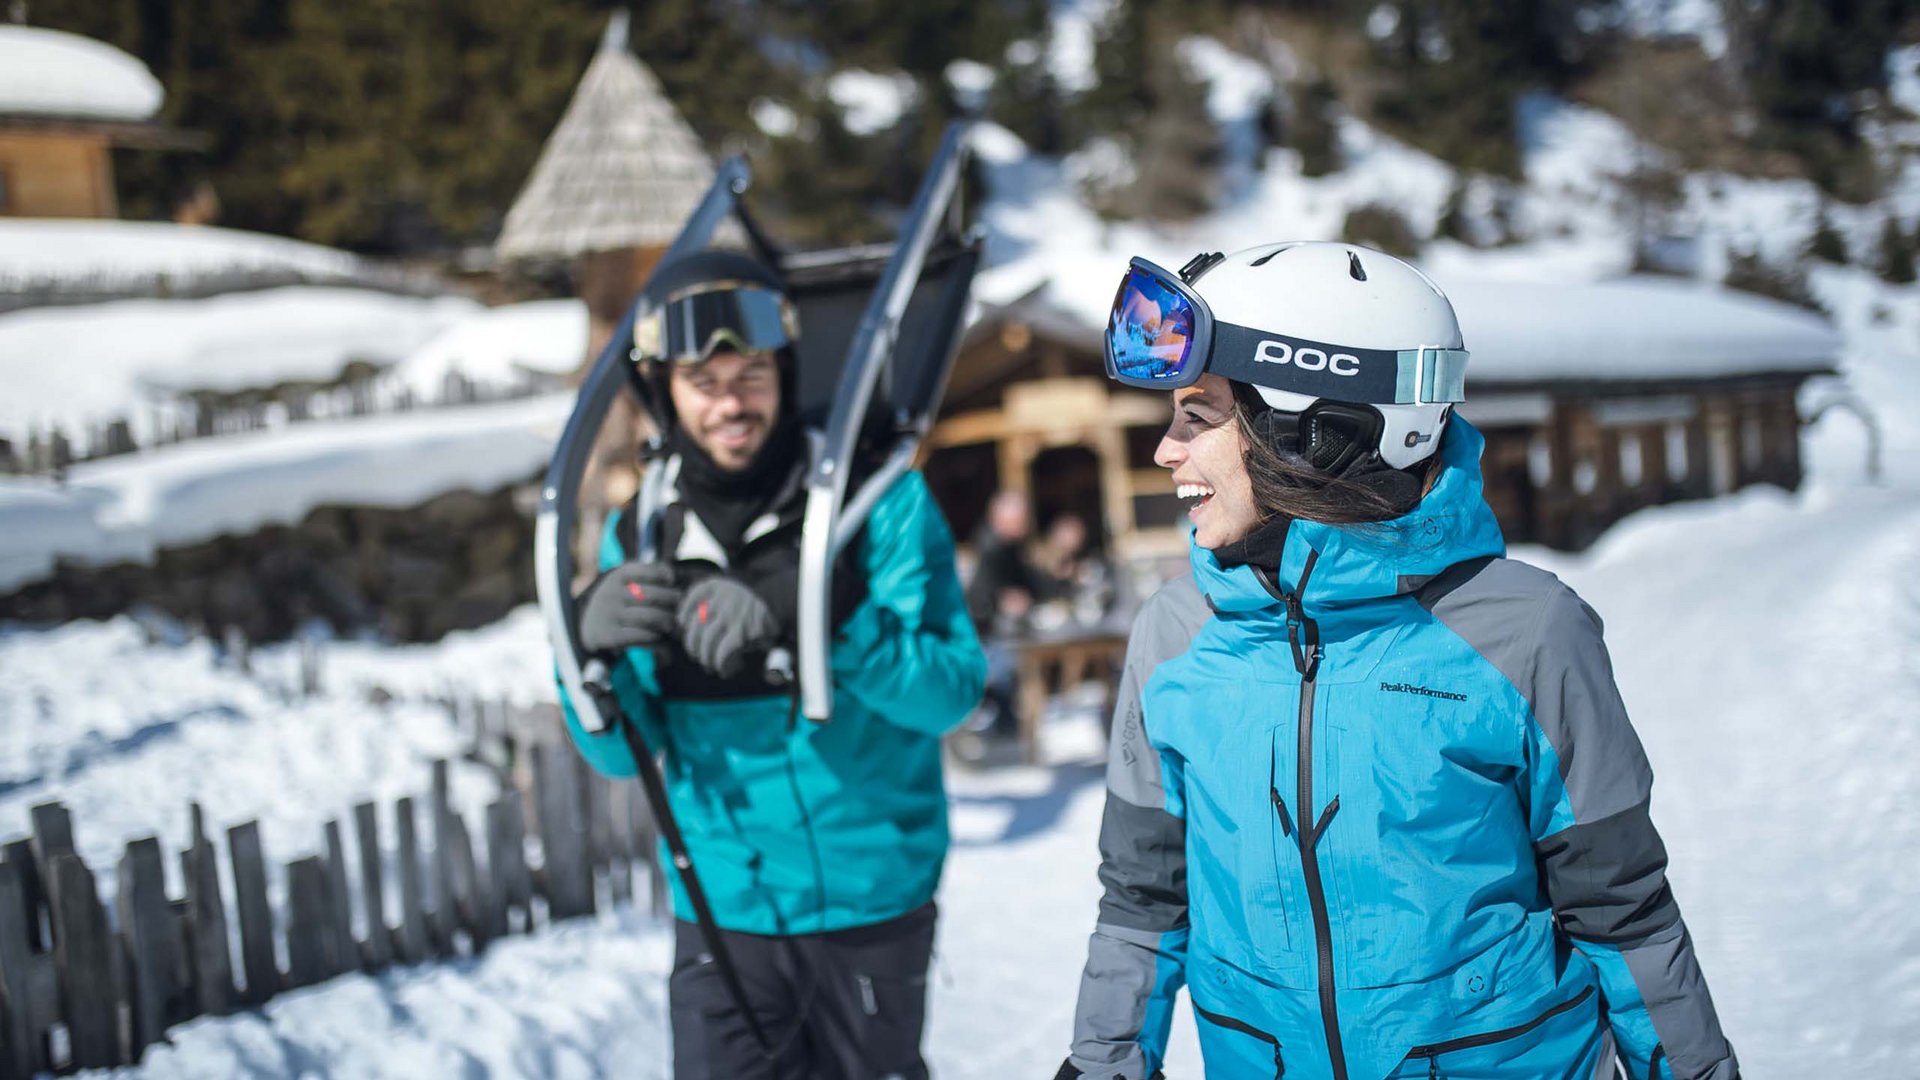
[960,490,1040,747]
[1031,513,1115,628]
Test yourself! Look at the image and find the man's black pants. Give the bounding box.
[669,902,937,1080]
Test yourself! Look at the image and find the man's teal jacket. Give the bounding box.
[559,469,987,934]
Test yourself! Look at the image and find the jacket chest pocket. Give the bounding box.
[1318,682,1533,988]
[1248,724,1321,989]
[1164,682,1313,989]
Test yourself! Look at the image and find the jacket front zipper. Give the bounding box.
[1295,667,1347,1080]
[1262,553,1347,1080]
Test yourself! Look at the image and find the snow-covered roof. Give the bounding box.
[0,287,480,443]
[0,395,569,592]
[1441,276,1839,384]
[494,13,721,261]
[0,25,163,122]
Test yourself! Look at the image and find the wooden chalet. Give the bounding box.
[0,25,197,219]
[925,275,1839,557]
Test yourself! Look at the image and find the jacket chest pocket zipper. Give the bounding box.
[1405,985,1596,1078]
[1192,1002,1286,1079]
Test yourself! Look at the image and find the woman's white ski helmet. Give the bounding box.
[1106,240,1468,472]
[1200,242,1463,469]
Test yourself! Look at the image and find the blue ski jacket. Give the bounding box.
[1067,418,1737,1080]
[558,466,986,935]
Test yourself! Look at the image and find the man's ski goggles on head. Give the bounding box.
[632,281,798,366]
[1103,256,1468,405]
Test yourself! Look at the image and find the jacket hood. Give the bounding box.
[1192,416,1506,613]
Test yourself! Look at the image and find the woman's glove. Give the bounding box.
[576,563,682,655]
[677,575,780,679]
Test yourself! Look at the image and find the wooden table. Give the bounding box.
[1012,626,1130,764]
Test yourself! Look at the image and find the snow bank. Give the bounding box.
[391,298,587,397]
[0,395,569,591]
[0,219,370,293]
[118,914,673,1080]
[0,618,504,903]
[0,286,479,442]
[0,25,161,121]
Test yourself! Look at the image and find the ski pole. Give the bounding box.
[589,675,774,1054]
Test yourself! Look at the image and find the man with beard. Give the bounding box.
[557,250,986,1080]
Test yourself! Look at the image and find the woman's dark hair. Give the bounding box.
[1233,397,1437,525]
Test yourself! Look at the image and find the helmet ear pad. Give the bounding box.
[1229,383,1424,518]
[1229,382,1381,474]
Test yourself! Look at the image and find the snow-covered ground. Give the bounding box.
[37,446,1919,1076]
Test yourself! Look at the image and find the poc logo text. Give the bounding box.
[1255,339,1360,376]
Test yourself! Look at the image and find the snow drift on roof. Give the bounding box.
[0,25,163,122]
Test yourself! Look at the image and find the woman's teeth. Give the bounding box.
[1176,483,1215,501]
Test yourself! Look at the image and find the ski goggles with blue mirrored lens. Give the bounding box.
[632,281,798,366]
[1103,256,1468,405]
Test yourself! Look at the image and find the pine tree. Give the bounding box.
[1807,205,1849,264]
[1879,215,1915,284]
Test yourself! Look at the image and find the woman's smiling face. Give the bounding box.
[1154,374,1262,549]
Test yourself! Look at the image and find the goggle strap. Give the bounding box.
[1396,347,1469,405]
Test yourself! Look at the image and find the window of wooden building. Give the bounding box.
[1620,431,1645,488]
[1665,422,1690,484]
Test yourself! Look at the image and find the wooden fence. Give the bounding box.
[0,740,661,1076]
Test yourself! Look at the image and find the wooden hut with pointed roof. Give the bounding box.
[495,12,728,355]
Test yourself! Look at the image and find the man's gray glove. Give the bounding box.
[677,575,780,679]
[577,563,682,655]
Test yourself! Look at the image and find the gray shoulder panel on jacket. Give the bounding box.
[1418,557,1652,824]
[1106,574,1210,810]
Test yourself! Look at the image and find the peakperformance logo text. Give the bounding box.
[1380,681,1468,702]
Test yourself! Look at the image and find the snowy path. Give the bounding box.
[1531,486,1920,1076]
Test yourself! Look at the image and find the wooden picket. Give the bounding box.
[0,702,662,1074]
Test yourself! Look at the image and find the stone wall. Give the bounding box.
[0,477,542,643]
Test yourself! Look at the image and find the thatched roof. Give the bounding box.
[494,14,721,262]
